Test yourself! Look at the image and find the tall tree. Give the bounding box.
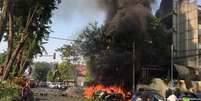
[1,0,60,79]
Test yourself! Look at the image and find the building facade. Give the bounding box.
[173,0,200,68]
[159,0,201,69]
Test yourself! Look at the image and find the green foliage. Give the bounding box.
[32,62,50,81]
[75,23,106,57]
[0,0,60,79]
[48,61,75,82]
[47,69,54,81]
[0,52,6,65]
[74,23,107,77]
[56,44,79,63]
[146,16,171,65]
[58,61,75,80]
[0,80,21,101]
[12,0,60,63]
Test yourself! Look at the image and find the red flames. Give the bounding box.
[83,84,126,99]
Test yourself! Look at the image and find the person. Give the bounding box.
[167,91,177,101]
[21,82,31,101]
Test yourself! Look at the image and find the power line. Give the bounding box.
[48,36,80,42]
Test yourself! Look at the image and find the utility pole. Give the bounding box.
[132,40,152,92]
[133,42,136,92]
[171,44,174,87]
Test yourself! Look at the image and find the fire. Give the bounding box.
[83,84,126,99]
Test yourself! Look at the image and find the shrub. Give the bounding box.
[0,80,21,101]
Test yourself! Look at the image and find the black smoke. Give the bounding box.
[90,0,157,90]
[99,0,154,34]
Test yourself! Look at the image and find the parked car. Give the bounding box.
[39,82,48,88]
[60,83,68,90]
[132,89,164,101]
[49,82,57,88]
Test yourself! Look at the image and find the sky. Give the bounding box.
[0,0,200,63]
[34,0,106,62]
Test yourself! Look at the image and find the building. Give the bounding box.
[158,0,201,79]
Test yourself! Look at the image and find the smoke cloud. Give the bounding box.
[53,0,107,24]
[91,0,155,89]
[97,0,154,36]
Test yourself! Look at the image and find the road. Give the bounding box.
[32,88,87,101]
[34,95,86,101]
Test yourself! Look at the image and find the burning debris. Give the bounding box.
[83,83,130,100]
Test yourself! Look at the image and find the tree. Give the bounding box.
[57,61,75,80]
[47,61,75,82]
[72,23,108,80]
[56,44,79,64]
[1,0,60,79]
[146,16,171,65]
[32,62,50,81]
[49,61,75,81]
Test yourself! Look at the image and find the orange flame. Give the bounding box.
[83,84,126,99]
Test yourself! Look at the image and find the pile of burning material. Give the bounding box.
[83,84,128,101]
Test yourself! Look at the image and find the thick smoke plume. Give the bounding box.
[98,0,154,34]
[89,0,155,89]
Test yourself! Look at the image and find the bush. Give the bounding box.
[0,80,21,101]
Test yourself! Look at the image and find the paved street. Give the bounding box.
[32,88,63,96]
[35,95,86,101]
[32,88,87,101]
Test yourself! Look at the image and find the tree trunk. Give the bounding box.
[2,34,29,79]
[14,49,23,76]
[2,6,37,80]
[0,0,8,42]
[1,0,13,79]
[3,0,13,70]
[19,58,24,75]
[19,56,27,74]
[7,0,13,57]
